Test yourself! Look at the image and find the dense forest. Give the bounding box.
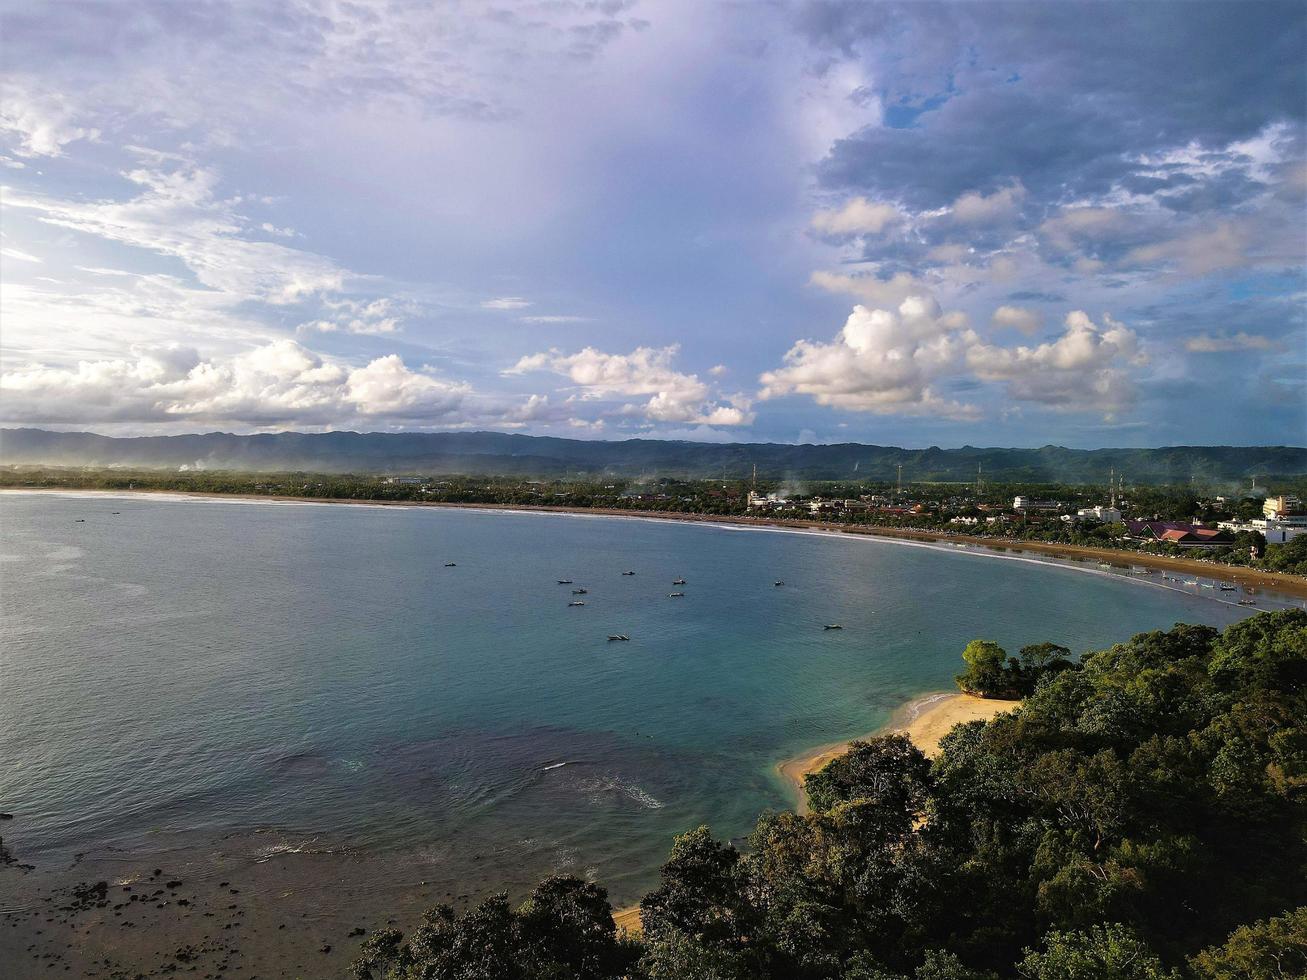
[352,611,1307,979]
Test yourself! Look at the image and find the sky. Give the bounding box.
[0,0,1304,449]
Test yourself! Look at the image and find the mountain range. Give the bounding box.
[3,428,1304,485]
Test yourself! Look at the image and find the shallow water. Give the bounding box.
[0,492,1266,900]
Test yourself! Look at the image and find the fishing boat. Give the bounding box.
[568,600,586,607]
[572,588,588,595]
[823,624,843,630]
[672,578,686,585]
[607,634,630,641]
[1219,584,1236,591]
[557,579,573,584]
[444,562,457,567]
[621,571,636,576]
[668,592,685,598]
[774,580,785,587]
[1238,598,1257,606]
[1183,579,1199,586]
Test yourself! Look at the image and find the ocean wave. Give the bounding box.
[577,774,665,809]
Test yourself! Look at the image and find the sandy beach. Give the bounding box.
[5,487,1304,600]
[777,691,1022,814]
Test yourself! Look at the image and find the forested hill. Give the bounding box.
[2,428,1304,484]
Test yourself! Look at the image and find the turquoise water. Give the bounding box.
[0,492,1264,900]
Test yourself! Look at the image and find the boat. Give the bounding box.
[1219,584,1236,591]
[572,588,588,595]
[557,579,573,584]
[1201,582,1214,589]
[621,571,636,576]
[607,634,630,641]
[672,578,686,585]
[823,624,844,630]
[774,580,785,587]
[1238,599,1257,606]
[74,518,85,523]
[1183,579,1199,586]
[444,562,457,567]
[568,600,586,607]
[668,592,685,598]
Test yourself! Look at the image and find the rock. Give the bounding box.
[319,944,332,954]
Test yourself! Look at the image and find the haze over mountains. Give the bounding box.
[2,428,1303,485]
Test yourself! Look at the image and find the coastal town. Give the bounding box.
[5,465,1305,578]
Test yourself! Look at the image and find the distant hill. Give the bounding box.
[1,428,1303,485]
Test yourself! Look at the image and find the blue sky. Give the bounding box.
[0,0,1303,448]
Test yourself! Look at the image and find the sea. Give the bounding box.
[0,490,1284,905]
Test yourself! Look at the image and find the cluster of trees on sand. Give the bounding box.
[352,610,1306,980]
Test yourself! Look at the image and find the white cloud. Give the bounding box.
[1,246,42,263]
[5,156,346,304]
[0,340,471,426]
[809,269,936,308]
[759,297,980,419]
[952,182,1026,224]
[1184,331,1277,353]
[520,314,590,324]
[507,344,753,425]
[991,305,1042,335]
[299,298,404,335]
[966,311,1146,417]
[810,197,901,236]
[482,297,532,310]
[0,84,100,157]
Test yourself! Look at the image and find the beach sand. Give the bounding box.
[776,691,1021,815]
[611,691,1023,930]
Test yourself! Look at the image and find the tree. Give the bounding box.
[956,640,1010,696]
[1189,907,1307,980]
[1017,924,1179,980]
[804,734,931,815]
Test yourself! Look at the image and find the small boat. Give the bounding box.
[668,592,685,598]
[572,588,587,595]
[74,519,85,523]
[558,579,573,584]
[1238,599,1257,606]
[569,600,586,607]
[1183,579,1199,586]
[823,624,844,630]
[1201,582,1214,589]
[607,634,630,641]
[444,562,457,567]
[111,511,120,515]
[774,581,785,587]
[1219,584,1236,591]
[621,571,636,576]
[672,578,686,585]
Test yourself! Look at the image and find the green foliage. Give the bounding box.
[356,612,1307,980]
[804,735,931,816]
[1017,923,1180,979]
[349,876,637,980]
[1264,534,1307,575]
[956,640,1011,696]
[1189,906,1307,979]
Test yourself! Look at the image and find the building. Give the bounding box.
[1264,495,1304,519]
[1126,520,1233,549]
[1218,517,1307,545]
[1076,505,1123,523]
[1013,496,1061,513]
[747,490,790,509]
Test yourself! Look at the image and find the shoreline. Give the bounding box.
[5,486,1305,600]
[776,691,1022,815]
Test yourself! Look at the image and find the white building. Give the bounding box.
[1218,517,1307,545]
[748,490,789,509]
[1077,505,1123,523]
[1013,496,1061,512]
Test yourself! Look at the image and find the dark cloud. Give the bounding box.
[805,1,1306,209]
